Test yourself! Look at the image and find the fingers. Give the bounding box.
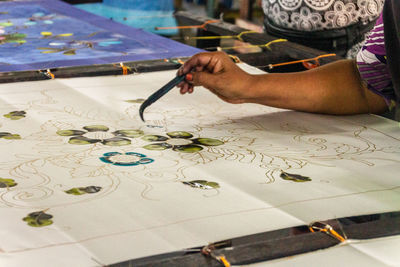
[177,51,228,76]
[177,52,213,76]
[176,51,232,95]
[178,82,193,94]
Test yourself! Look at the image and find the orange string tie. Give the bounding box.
[268,53,337,70]
[39,69,55,79]
[119,62,130,75]
[309,221,346,243]
[155,19,219,30]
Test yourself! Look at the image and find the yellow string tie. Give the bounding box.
[201,243,231,267]
[217,255,231,267]
[268,53,337,69]
[155,20,219,30]
[228,54,241,63]
[187,30,258,41]
[218,38,287,51]
[309,221,346,243]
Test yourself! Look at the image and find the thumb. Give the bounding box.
[192,71,220,89]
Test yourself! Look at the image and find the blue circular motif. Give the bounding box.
[98,41,123,47]
[100,152,154,166]
[24,21,37,26]
[32,12,45,17]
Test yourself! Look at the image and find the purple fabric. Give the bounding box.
[356,13,395,107]
[0,0,201,72]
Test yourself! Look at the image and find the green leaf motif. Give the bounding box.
[143,143,172,151]
[0,33,26,44]
[280,171,311,182]
[65,186,102,195]
[3,110,26,120]
[0,132,21,140]
[182,180,220,190]
[125,99,145,104]
[173,144,203,153]
[56,130,86,136]
[69,136,99,145]
[23,211,53,227]
[193,138,223,146]
[102,137,131,146]
[0,22,13,27]
[167,131,193,139]
[113,129,144,138]
[83,125,109,132]
[0,178,17,188]
[141,135,168,142]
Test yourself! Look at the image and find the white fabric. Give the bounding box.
[0,64,399,266]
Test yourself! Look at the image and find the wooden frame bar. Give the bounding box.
[175,11,342,65]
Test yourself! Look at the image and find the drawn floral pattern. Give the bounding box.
[100,152,154,166]
[65,186,102,195]
[3,111,26,120]
[57,125,143,146]
[182,180,220,190]
[0,178,17,188]
[23,211,53,227]
[0,132,21,140]
[280,171,311,182]
[142,131,224,153]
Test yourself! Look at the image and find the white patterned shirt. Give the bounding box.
[262,0,384,31]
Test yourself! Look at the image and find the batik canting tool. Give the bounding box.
[139,74,186,122]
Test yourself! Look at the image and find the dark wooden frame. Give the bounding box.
[111,211,400,266]
[0,59,184,84]
[175,11,342,68]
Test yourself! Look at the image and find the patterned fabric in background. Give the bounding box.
[262,0,384,31]
[356,14,396,109]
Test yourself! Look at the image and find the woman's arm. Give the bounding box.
[178,52,387,115]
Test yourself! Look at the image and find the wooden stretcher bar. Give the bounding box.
[175,11,342,66]
[111,211,400,266]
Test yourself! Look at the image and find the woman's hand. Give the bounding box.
[177,51,254,104]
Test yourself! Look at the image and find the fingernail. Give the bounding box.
[185,73,193,82]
